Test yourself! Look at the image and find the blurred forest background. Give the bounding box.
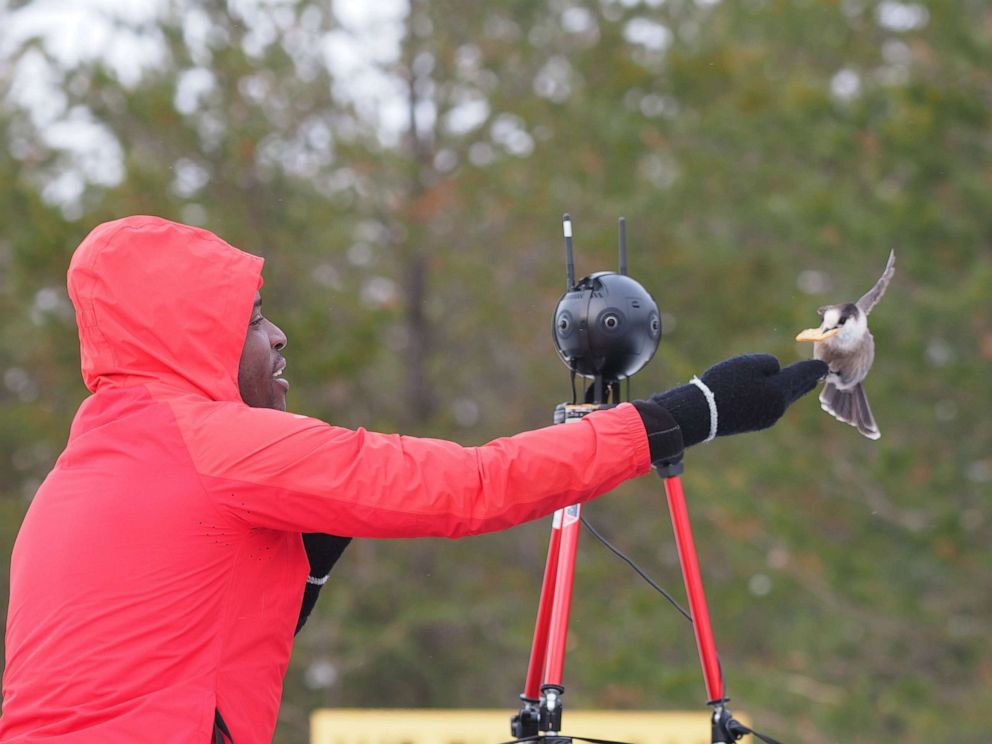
[0,0,989,742]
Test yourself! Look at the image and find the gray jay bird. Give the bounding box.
[795,250,895,439]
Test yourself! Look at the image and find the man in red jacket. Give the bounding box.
[0,216,825,743]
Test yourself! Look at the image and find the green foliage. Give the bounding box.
[0,1,989,743]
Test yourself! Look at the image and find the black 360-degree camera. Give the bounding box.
[552,215,661,402]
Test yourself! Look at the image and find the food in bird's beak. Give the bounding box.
[795,327,840,342]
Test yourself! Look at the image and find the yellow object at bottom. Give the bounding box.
[311,708,731,744]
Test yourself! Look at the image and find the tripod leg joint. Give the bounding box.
[540,684,565,733]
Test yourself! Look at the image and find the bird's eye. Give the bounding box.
[839,317,847,325]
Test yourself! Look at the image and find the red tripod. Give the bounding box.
[513,215,779,743]
[509,405,741,744]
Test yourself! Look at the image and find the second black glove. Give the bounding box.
[651,353,828,447]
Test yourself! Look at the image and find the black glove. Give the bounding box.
[634,354,827,464]
[295,533,352,635]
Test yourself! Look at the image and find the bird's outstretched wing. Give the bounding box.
[857,249,895,315]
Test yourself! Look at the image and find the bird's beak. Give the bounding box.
[796,327,840,342]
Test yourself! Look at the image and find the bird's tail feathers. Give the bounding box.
[820,381,880,440]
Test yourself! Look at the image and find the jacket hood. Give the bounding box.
[68,215,264,401]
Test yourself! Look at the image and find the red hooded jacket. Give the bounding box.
[0,216,651,743]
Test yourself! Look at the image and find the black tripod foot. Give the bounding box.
[712,705,783,744]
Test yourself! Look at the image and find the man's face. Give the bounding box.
[238,292,289,411]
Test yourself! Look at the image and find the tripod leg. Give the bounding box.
[522,510,564,701]
[512,505,580,739]
[543,504,581,688]
[514,401,610,738]
[663,475,724,704]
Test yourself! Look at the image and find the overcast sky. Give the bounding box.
[0,0,929,214]
[1,0,409,212]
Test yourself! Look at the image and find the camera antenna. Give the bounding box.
[618,216,628,276]
[563,213,575,290]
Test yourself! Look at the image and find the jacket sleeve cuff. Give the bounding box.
[631,400,684,467]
